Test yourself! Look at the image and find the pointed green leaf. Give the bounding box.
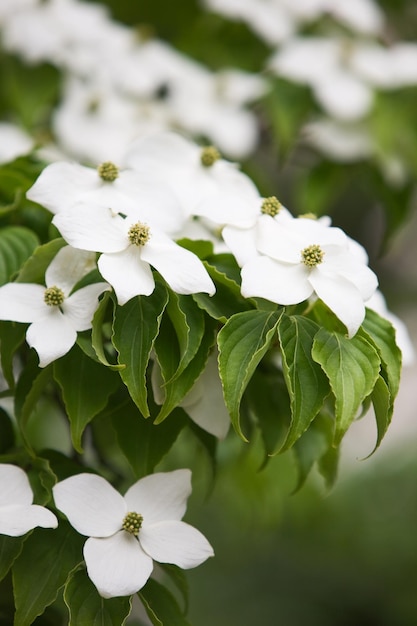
[158,565,189,614]
[64,566,132,626]
[0,536,24,582]
[16,238,66,284]
[278,314,330,450]
[217,309,283,440]
[112,283,169,416]
[91,292,124,370]
[369,375,392,455]
[312,329,381,445]
[292,413,332,491]
[139,578,191,626]
[13,523,84,626]
[0,226,39,285]
[54,345,120,453]
[165,291,205,380]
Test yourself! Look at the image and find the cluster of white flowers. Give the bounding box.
[0,0,266,163]
[0,463,213,598]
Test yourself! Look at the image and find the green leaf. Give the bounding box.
[64,567,132,626]
[13,523,84,626]
[0,536,24,583]
[54,345,120,453]
[0,407,15,452]
[112,283,169,416]
[165,291,205,380]
[0,321,26,389]
[369,375,392,455]
[312,329,381,445]
[292,413,334,491]
[158,566,189,615]
[217,309,283,440]
[16,238,66,284]
[175,238,214,259]
[277,314,330,451]
[91,292,124,370]
[139,578,191,626]
[154,319,217,423]
[0,226,39,285]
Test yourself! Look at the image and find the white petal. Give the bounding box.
[222,225,258,266]
[314,72,373,121]
[124,469,192,525]
[141,233,215,295]
[53,203,128,253]
[309,269,366,337]
[84,532,153,598]
[0,283,48,323]
[63,283,110,331]
[0,464,33,507]
[241,256,313,304]
[45,246,97,295]
[0,504,58,537]
[53,473,126,537]
[140,520,214,569]
[26,161,98,213]
[26,311,77,367]
[98,247,154,305]
[321,253,378,300]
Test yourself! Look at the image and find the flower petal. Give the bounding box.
[26,311,77,367]
[140,520,214,569]
[45,246,97,295]
[0,504,58,537]
[124,469,192,525]
[222,224,258,266]
[0,283,48,323]
[53,473,126,537]
[84,532,153,598]
[98,247,155,305]
[141,232,215,295]
[63,283,110,331]
[0,464,33,507]
[241,256,313,304]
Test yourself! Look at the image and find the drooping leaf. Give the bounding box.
[13,523,84,626]
[64,566,132,626]
[369,375,393,456]
[112,283,169,416]
[217,309,283,440]
[139,578,191,626]
[0,226,39,285]
[312,329,381,445]
[277,314,330,450]
[165,291,205,380]
[292,412,334,491]
[54,344,120,453]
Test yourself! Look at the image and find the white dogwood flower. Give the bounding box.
[53,201,215,305]
[0,246,109,367]
[238,216,378,337]
[52,469,214,598]
[0,464,57,536]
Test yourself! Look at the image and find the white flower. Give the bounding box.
[52,201,215,305]
[0,246,110,367]
[152,351,230,440]
[236,216,378,337]
[0,122,34,164]
[52,469,214,598]
[0,464,57,536]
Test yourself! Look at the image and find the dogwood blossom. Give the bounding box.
[0,246,109,367]
[0,464,57,536]
[234,215,378,337]
[52,200,215,305]
[52,469,214,598]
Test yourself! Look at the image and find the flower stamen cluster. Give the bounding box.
[200,146,221,167]
[122,511,143,535]
[301,244,324,267]
[128,222,151,246]
[261,196,282,217]
[97,161,119,182]
[44,285,65,307]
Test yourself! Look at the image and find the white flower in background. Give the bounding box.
[303,118,373,163]
[366,291,415,366]
[52,470,214,598]
[0,464,57,536]
[237,216,378,337]
[0,246,109,367]
[0,122,34,164]
[152,351,230,440]
[52,201,215,305]
[123,132,259,219]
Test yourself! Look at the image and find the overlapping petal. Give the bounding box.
[0,504,58,537]
[26,311,78,367]
[0,283,48,323]
[45,246,97,295]
[0,464,34,507]
[63,282,110,331]
[241,256,314,304]
[98,247,155,304]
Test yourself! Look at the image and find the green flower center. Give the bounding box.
[44,286,65,307]
[122,512,143,536]
[200,146,221,167]
[261,196,282,217]
[301,244,324,268]
[128,222,151,246]
[97,161,119,182]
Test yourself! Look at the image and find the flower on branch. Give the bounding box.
[0,245,110,367]
[0,464,57,536]
[52,469,214,598]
